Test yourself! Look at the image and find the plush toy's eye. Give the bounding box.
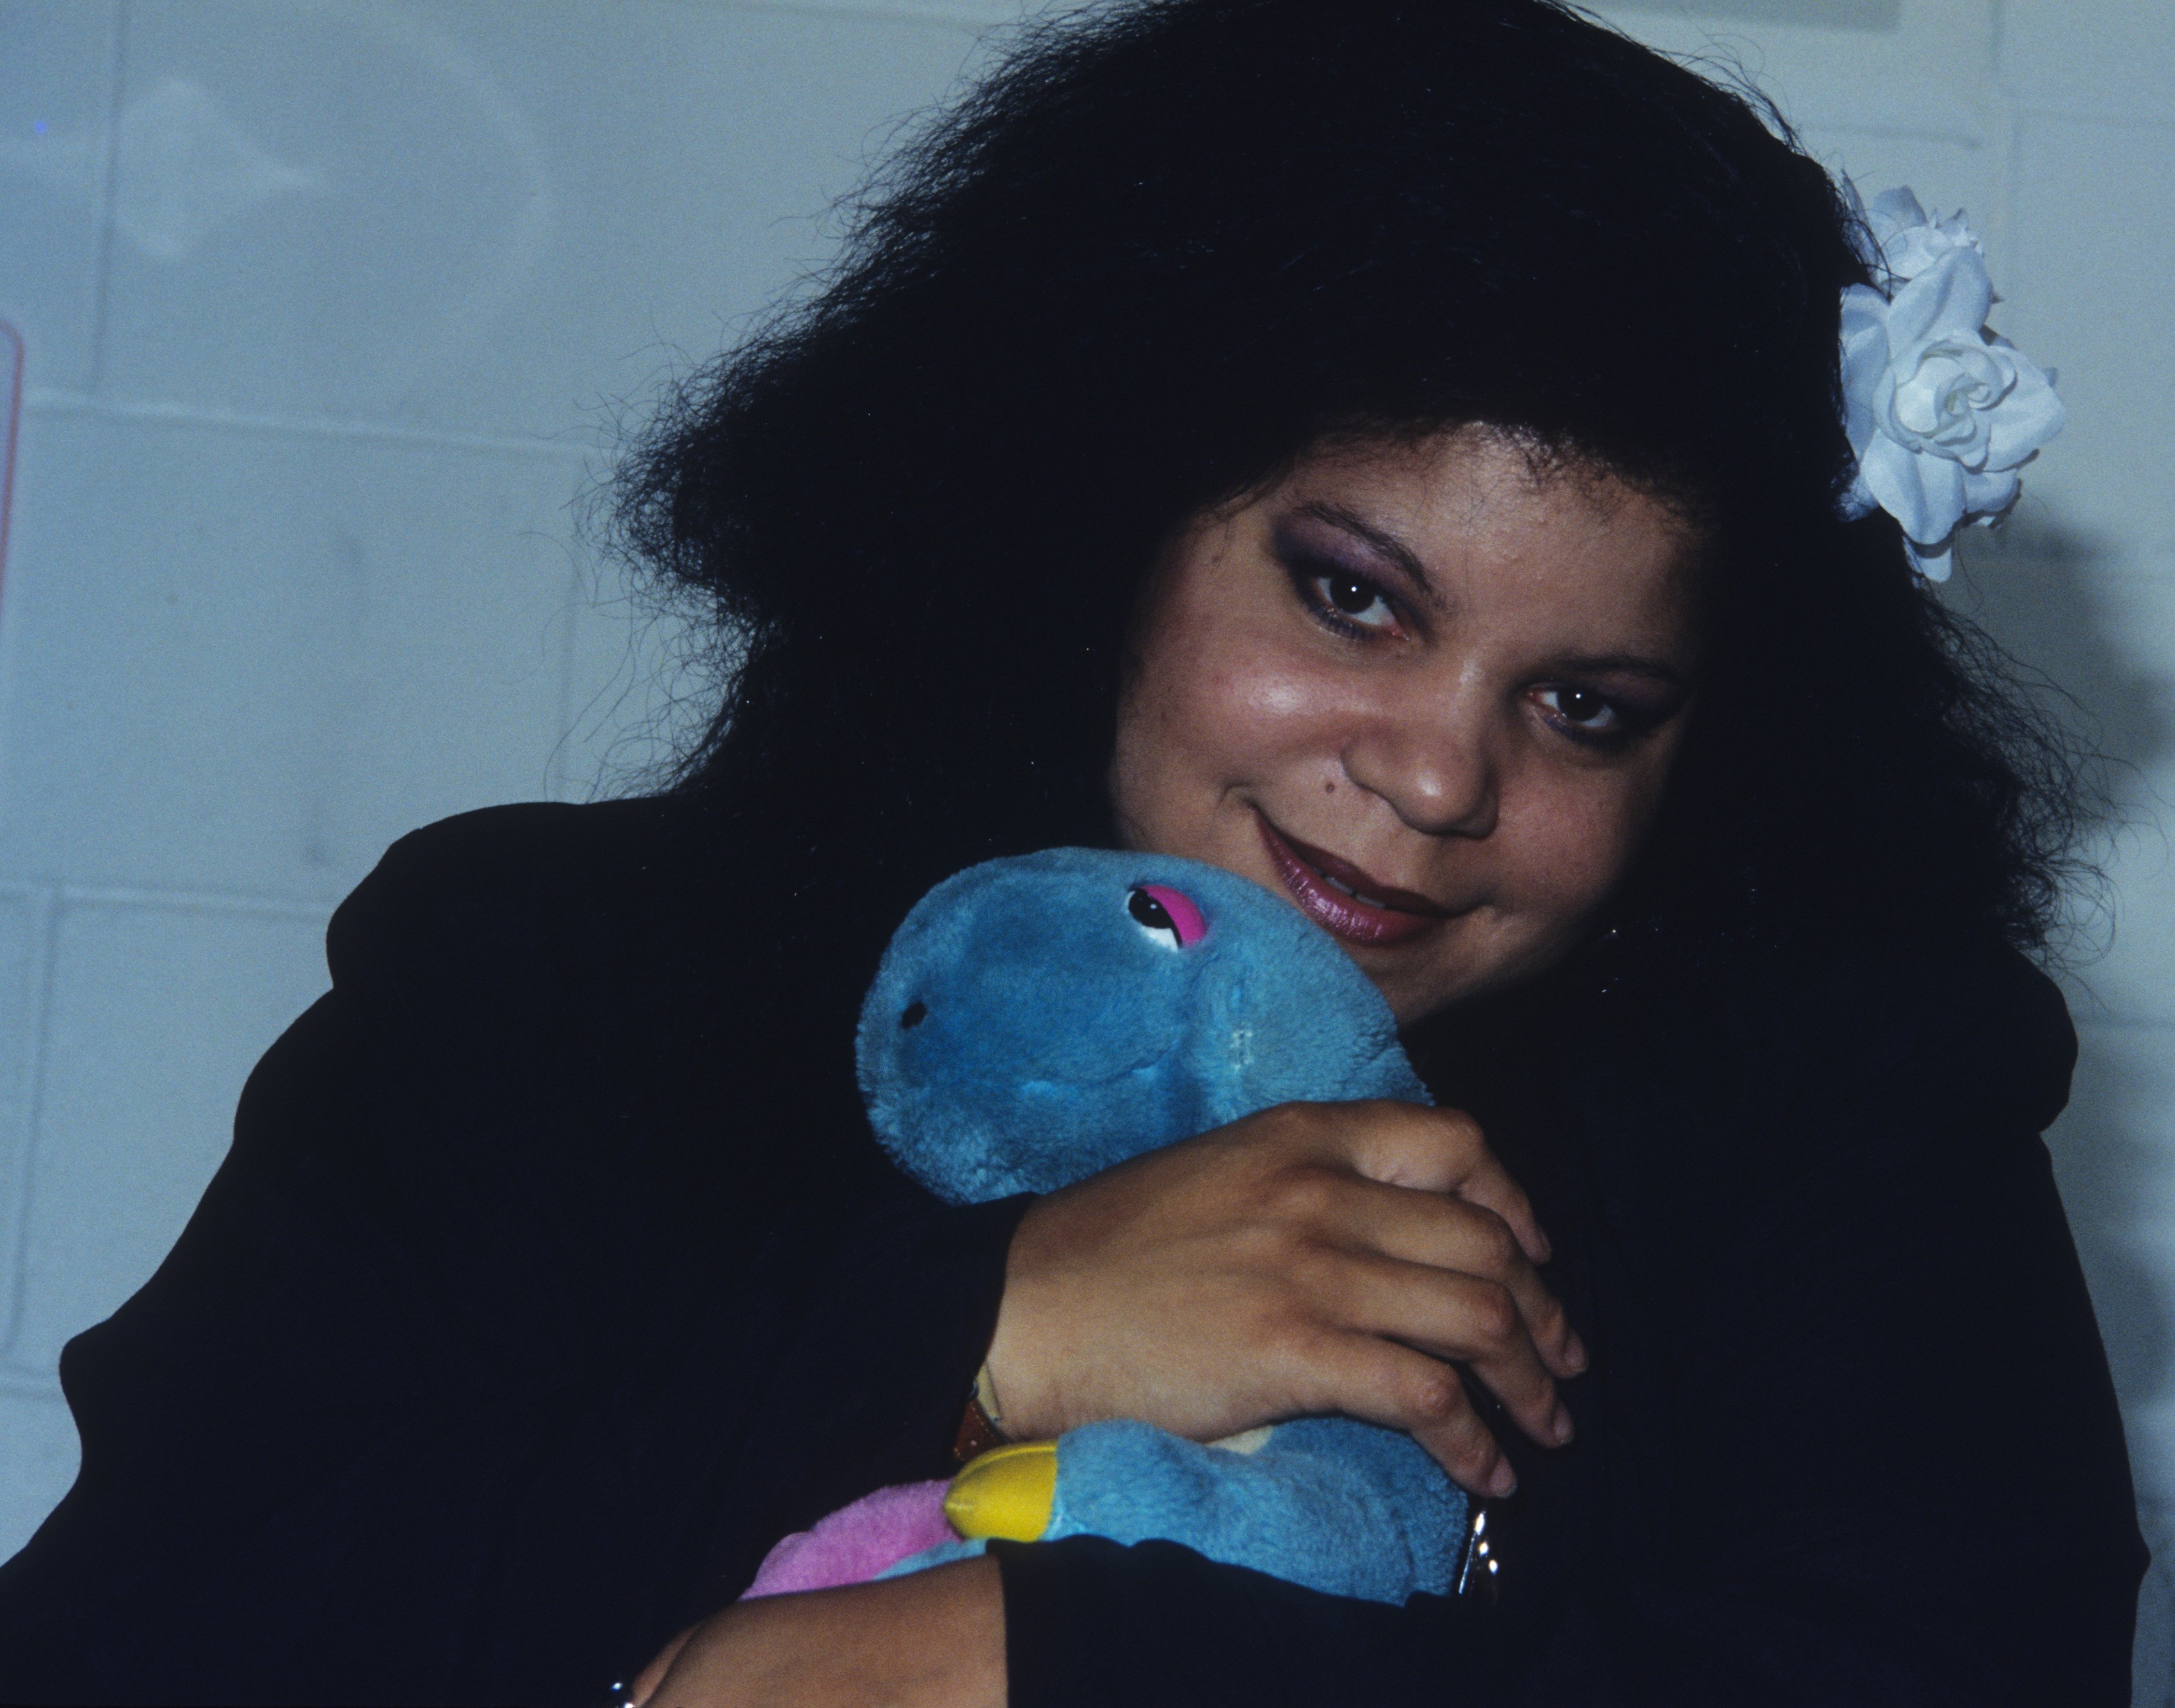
[900,1000,928,1029]
[1126,884,1207,949]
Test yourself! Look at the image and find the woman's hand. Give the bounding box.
[985,1100,1583,1497]
[630,1559,1005,1708]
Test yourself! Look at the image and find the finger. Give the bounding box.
[1316,1179,1583,1378]
[1305,1102,1556,1268]
[1437,1166,1587,1370]
[1450,1147,1553,1268]
[1381,1106,1552,1268]
[1285,1332,1517,1497]
[1307,1101,1479,1193]
[1329,1254,1571,1450]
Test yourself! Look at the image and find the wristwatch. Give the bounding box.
[951,1362,1008,1464]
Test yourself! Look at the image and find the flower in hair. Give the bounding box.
[1837,186,2065,581]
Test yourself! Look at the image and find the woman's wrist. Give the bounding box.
[633,1559,1006,1707]
[982,1195,1078,1442]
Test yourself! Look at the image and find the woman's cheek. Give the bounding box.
[1505,769,1654,928]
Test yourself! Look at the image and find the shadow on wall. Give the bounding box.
[1949,512,2175,819]
[1948,506,2175,1015]
[2059,1029,2175,1435]
[2060,1019,2175,1705]
[1946,508,2174,1393]
[1946,511,2175,1701]
[2141,1517,2175,1708]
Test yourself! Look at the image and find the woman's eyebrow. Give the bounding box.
[1290,500,1439,597]
[1554,653,1691,688]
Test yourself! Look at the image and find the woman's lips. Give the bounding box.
[1256,817,1447,948]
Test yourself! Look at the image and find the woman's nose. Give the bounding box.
[1340,699,1499,839]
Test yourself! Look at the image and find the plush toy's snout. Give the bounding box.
[885,880,1204,1067]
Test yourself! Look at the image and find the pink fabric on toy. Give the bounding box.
[741,1479,956,1599]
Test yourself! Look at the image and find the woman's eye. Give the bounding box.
[1312,572,1396,630]
[1533,684,1623,736]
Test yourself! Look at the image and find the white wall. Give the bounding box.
[0,0,2169,1693]
[0,0,1010,1549]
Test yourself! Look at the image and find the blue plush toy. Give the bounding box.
[743,848,1468,1607]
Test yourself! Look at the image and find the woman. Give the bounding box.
[0,1,2146,1704]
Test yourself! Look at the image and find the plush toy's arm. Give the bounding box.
[937,1418,1466,1606]
[742,1481,959,1599]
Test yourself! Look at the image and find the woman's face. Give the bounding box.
[1110,428,1704,1025]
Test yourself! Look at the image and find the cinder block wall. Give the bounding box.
[1,0,2168,1693]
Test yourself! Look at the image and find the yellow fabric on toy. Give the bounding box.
[945,1442,1059,1542]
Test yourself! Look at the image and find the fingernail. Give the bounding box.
[1489,1462,1517,1497]
[1564,1335,1588,1373]
[1551,1405,1574,1444]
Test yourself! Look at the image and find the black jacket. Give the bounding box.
[0,798,2146,1705]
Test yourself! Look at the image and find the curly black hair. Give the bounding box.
[611,0,2092,992]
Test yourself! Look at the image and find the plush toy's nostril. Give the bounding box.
[900,1000,928,1029]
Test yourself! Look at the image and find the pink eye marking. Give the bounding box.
[1129,883,1207,947]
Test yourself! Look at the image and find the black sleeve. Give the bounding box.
[0,806,1030,1707]
[994,952,2149,1708]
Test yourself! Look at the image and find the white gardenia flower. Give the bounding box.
[1837,184,2064,580]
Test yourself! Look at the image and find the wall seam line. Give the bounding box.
[18,391,604,465]
[52,885,339,921]
[83,0,129,397]
[0,887,63,1364]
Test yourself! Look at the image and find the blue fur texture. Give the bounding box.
[1044,1417,1461,1603]
[857,848,1468,1604]
[859,848,1429,1199]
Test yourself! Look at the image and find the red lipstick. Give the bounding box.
[1256,816,1447,948]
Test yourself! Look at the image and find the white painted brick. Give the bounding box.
[6,898,328,1381]
[0,886,52,1353]
[716,0,1027,20]
[2001,1,2175,123]
[93,0,985,440]
[0,1389,79,1568]
[1796,124,2010,265]
[0,411,587,901]
[1587,0,2000,137]
[551,554,715,803]
[0,1,120,394]
[2002,115,2175,573]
